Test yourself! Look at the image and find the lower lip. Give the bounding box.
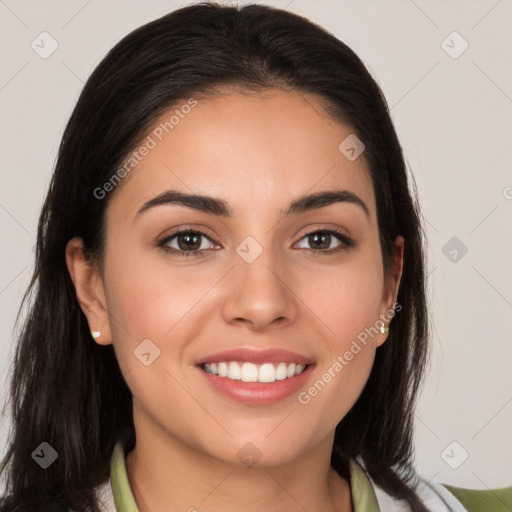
[198,365,315,405]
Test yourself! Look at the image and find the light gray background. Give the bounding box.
[1,0,511,492]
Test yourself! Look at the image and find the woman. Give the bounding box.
[1,2,509,511]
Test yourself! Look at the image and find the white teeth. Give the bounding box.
[202,361,308,383]
[218,362,228,377]
[258,363,276,382]
[240,362,258,382]
[275,362,288,380]
[227,361,241,380]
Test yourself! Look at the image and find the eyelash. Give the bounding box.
[157,227,355,258]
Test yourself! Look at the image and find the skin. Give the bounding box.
[66,88,404,512]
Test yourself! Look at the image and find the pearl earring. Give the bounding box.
[91,330,101,340]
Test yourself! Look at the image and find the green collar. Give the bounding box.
[109,441,380,511]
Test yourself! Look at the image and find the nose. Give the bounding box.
[222,247,299,331]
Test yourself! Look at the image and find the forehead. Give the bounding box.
[108,88,375,222]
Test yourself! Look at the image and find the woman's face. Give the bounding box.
[73,88,403,466]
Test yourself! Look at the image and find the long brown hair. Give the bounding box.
[0,3,429,510]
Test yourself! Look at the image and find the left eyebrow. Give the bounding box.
[135,189,370,220]
[285,190,369,218]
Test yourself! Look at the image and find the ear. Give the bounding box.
[376,235,404,347]
[65,237,112,345]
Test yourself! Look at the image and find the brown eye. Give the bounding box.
[175,232,203,251]
[296,229,354,254]
[158,229,217,257]
[307,232,332,250]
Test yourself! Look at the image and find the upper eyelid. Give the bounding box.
[160,227,217,245]
[160,226,351,247]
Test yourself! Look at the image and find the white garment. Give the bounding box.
[93,474,468,511]
[373,478,467,511]
[94,480,116,512]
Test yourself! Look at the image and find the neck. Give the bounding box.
[125,416,352,512]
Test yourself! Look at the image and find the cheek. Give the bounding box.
[102,244,237,415]
[103,249,213,428]
[104,245,212,341]
[296,334,376,439]
[295,257,383,421]
[307,256,385,344]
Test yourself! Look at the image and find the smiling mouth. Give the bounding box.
[201,361,308,383]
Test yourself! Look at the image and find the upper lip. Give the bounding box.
[195,348,315,366]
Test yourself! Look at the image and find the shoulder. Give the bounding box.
[440,484,512,512]
[351,458,512,512]
[373,478,469,511]
[373,476,512,512]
